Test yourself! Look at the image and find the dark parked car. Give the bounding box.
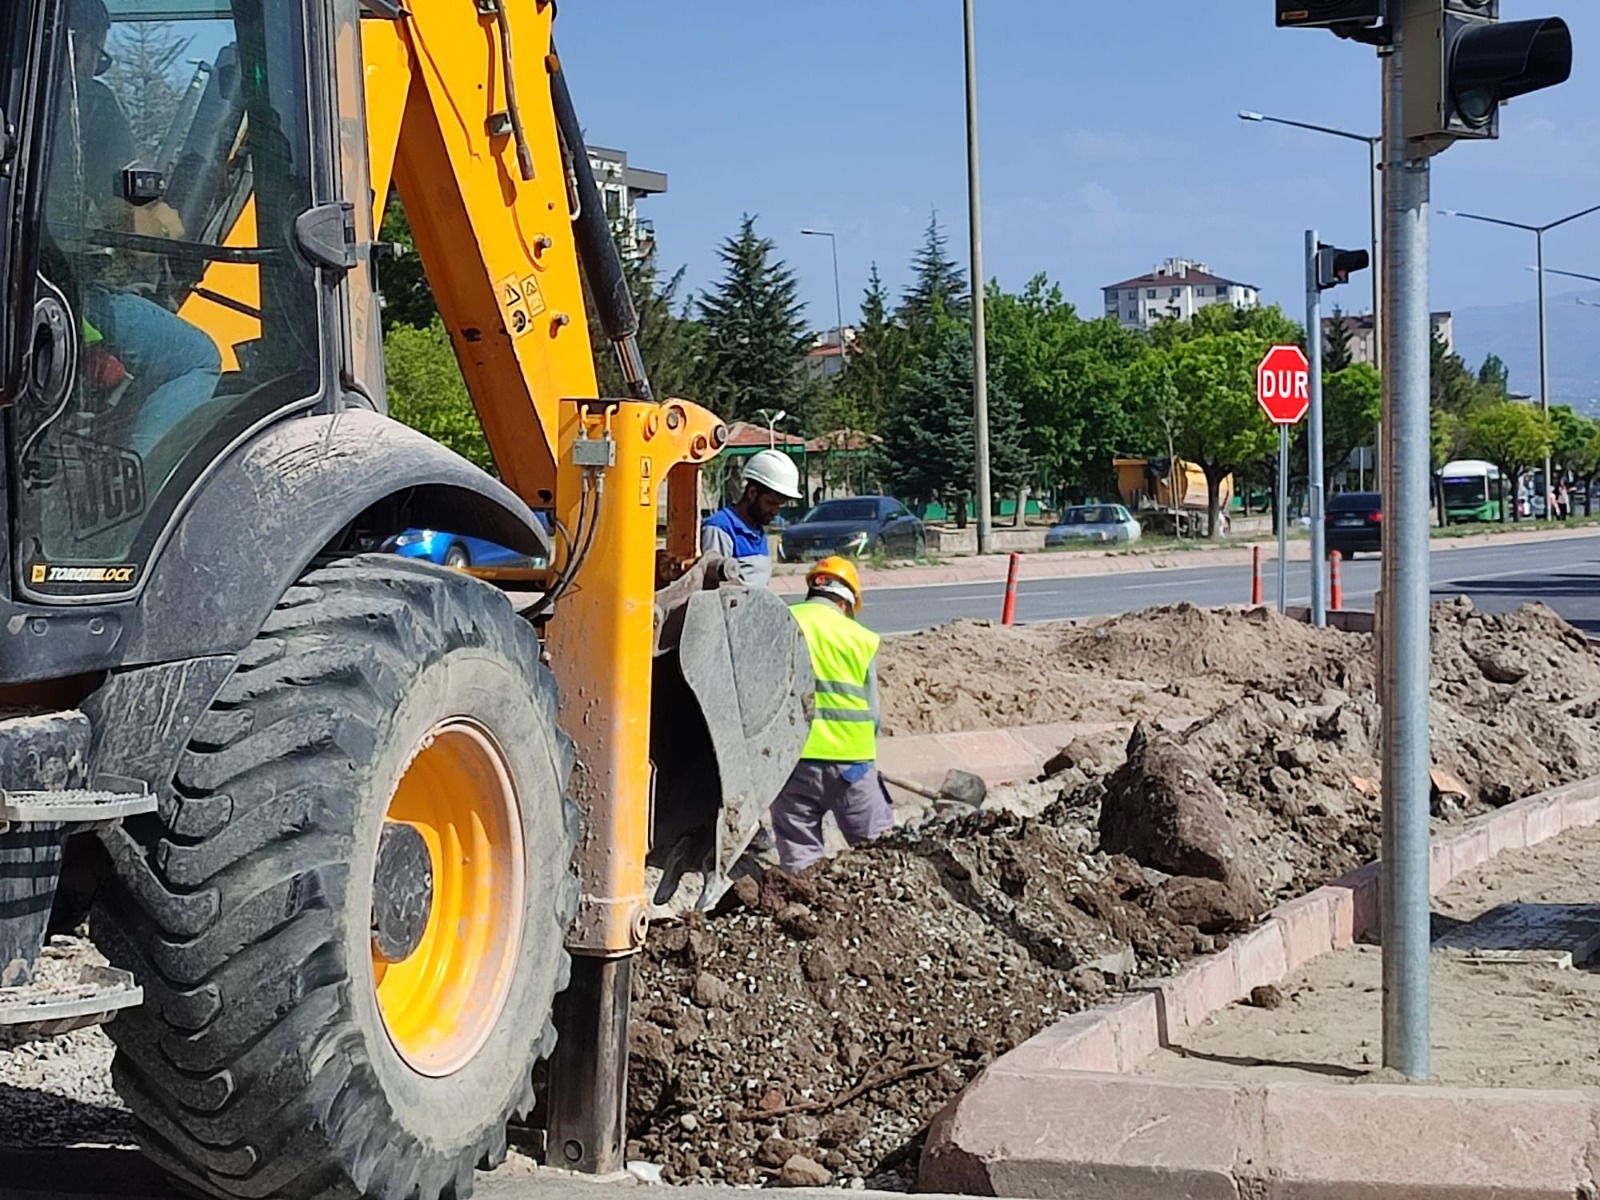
[1325,491,1382,558]
[777,496,926,562]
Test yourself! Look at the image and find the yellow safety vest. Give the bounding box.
[791,599,881,762]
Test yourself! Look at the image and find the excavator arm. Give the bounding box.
[361,0,812,1171]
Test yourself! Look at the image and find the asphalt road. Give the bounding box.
[830,533,1600,637]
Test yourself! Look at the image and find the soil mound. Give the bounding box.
[878,603,1367,736]
[631,599,1600,1186]
[627,802,1219,1187]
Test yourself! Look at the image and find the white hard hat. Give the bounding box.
[741,448,802,500]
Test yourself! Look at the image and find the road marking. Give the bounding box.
[1125,580,1196,590]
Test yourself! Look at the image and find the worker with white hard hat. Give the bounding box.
[771,556,893,873]
[700,447,801,588]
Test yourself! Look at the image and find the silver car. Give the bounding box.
[1045,503,1142,547]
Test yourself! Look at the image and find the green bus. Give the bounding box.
[1439,459,1505,523]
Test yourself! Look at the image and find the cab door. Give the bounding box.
[7,0,326,604]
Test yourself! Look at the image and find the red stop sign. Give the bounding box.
[1256,344,1310,425]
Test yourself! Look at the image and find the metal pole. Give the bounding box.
[829,234,845,378]
[963,0,993,554]
[1276,423,1289,614]
[1537,228,1553,521]
[1306,228,1327,627]
[1380,23,1431,1079]
[1369,137,1383,376]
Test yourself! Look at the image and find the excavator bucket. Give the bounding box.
[648,556,814,906]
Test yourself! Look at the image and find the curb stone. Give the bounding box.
[918,775,1600,1199]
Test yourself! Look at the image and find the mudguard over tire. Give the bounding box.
[93,555,578,1200]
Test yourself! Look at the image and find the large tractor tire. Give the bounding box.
[93,555,578,1200]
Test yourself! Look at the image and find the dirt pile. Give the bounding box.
[626,802,1229,1187]
[1088,599,1600,904]
[878,604,1366,737]
[630,599,1600,1185]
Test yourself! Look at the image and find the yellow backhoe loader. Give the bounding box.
[0,1,811,1195]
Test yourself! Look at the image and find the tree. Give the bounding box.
[1322,363,1381,486]
[878,305,1026,518]
[1549,404,1597,517]
[1477,353,1510,397]
[694,214,811,425]
[1153,300,1303,349]
[1132,331,1278,537]
[592,258,705,404]
[985,274,1144,500]
[1323,306,1354,373]
[384,318,493,472]
[376,195,439,331]
[1431,330,1483,415]
[834,264,904,433]
[1464,401,1554,523]
[1432,406,1465,471]
[105,21,191,153]
[897,210,967,344]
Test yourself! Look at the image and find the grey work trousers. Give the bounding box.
[770,759,894,873]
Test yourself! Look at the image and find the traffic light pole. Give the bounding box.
[1380,18,1431,1080]
[1305,229,1327,628]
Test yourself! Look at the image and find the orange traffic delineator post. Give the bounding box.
[1250,545,1263,606]
[1329,549,1343,612]
[1001,552,1021,625]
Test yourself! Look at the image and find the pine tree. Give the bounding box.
[878,305,1028,513]
[897,209,967,342]
[105,21,192,156]
[1477,353,1510,398]
[834,263,903,433]
[593,259,704,405]
[1323,305,1354,373]
[694,214,810,424]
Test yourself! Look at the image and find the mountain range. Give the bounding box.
[1449,287,1600,416]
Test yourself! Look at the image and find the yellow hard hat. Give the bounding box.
[806,555,862,614]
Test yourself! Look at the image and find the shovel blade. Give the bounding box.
[939,769,988,807]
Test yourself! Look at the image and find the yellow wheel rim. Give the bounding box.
[374,719,525,1077]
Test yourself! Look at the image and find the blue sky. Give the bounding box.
[555,1,1600,359]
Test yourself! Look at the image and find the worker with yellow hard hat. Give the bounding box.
[771,555,893,872]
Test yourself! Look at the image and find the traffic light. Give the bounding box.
[1276,0,1386,29]
[1402,1,1571,146]
[1315,244,1370,291]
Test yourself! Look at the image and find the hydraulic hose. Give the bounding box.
[547,41,654,402]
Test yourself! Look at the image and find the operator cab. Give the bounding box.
[4,0,329,600]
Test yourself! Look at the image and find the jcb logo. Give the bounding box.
[30,565,44,583]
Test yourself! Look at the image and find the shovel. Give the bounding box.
[879,767,987,809]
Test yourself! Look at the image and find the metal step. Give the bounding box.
[0,964,142,1035]
[0,786,155,825]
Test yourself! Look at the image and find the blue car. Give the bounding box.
[386,527,548,577]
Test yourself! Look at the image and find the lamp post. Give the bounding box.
[755,408,788,450]
[964,0,993,554]
[1541,265,1600,287]
[801,228,847,378]
[1239,110,1382,373]
[1442,203,1600,521]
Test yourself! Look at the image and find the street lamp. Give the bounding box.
[964,0,993,554]
[755,408,788,449]
[1238,110,1382,372]
[801,229,846,380]
[1442,203,1600,521]
[1538,264,1600,287]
